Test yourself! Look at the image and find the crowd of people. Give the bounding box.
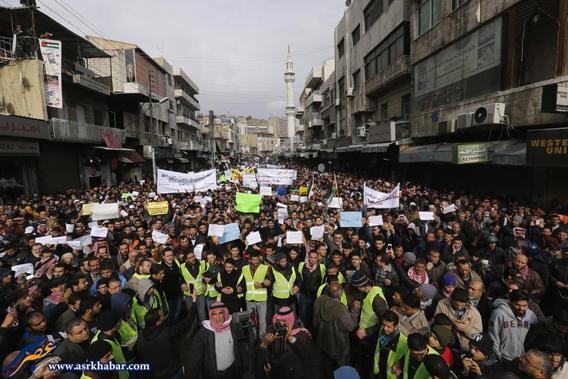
[0,162,567,379]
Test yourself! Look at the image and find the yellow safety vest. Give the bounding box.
[131,291,160,330]
[180,261,206,296]
[359,286,387,329]
[132,273,150,281]
[241,264,269,301]
[272,267,296,299]
[117,319,138,348]
[91,331,129,379]
[403,346,439,379]
[373,332,408,378]
[298,262,326,283]
[316,282,347,305]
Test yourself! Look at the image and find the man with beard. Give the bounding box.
[53,319,90,376]
[270,252,300,314]
[372,310,408,379]
[501,350,553,379]
[489,290,538,364]
[313,275,360,372]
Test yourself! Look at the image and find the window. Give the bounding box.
[418,0,441,36]
[170,128,175,137]
[352,25,360,46]
[401,94,411,120]
[166,74,172,87]
[353,70,361,89]
[364,0,384,30]
[452,0,469,10]
[380,102,389,120]
[364,23,409,81]
[337,39,345,58]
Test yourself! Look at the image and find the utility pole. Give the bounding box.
[209,110,215,169]
[148,70,156,183]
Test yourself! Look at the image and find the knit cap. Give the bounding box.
[351,271,369,287]
[440,273,457,286]
[420,284,438,301]
[403,252,416,265]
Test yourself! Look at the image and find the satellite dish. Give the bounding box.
[317,163,325,173]
[345,0,351,6]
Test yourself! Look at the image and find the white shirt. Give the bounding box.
[214,329,235,371]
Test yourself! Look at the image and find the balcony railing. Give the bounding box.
[0,35,39,62]
[305,68,323,88]
[176,115,200,129]
[365,55,411,97]
[50,118,125,144]
[306,90,323,107]
[144,133,169,147]
[174,89,200,111]
[309,118,323,128]
[179,140,202,151]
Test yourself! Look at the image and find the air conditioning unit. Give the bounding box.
[472,103,506,125]
[356,126,366,137]
[321,139,328,146]
[166,137,173,145]
[330,132,337,139]
[438,120,456,134]
[335,98,340,106]
[456,113,474,129]
[346,87,355,97]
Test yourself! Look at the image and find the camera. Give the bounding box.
[273,322,287,336]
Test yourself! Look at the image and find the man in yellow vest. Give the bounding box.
[82,340,114,379]
[270,252,299,314]
[398,333,439,379]
[241,252,271,337]
[351,271,389,379]
[373,310,408,379]
[317,264,347,305]
[297,250,326,331]
[180,250,207,322]
[92,310,129,379]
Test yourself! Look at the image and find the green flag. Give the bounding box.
[236,192,263,213]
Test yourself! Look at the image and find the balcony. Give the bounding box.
[173,68,199,94]
[144,133,169,147]
[308,118,323,128]
[174,89,200,111]
[365,55,411,97]
[296,124,305,132]
[71,62,111,96]
[305,68,323,88]
[176,115,200,129]
[367,120,410,143]
[312,143,321,150]
[179,140,202,151]
[306,90,323,107]
[50,118,125,144]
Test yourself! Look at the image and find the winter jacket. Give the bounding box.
[524,316,568,356]
[435,298,483,351]
[134,305,195,379]
[522,268,545,302]
[488,299,537,361]
[313,294,359,365]
[399,310,429,336]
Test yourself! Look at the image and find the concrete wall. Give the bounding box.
[0,60,47,120]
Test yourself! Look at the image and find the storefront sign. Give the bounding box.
[0,139,39,155]
[0,115,50,139]
[453,143,489,164]
[526,128,568,166]
[542,82,568,112]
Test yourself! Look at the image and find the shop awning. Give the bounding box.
[175,157,189,163]
[336,147,349,153]
[348,144,364,152]
[362,142,392,153]
[489,139,526,166]
[93,146,135,152]
[399,143,453,163]
[119,156,133,164]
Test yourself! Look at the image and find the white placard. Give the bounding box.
[260,186,272,196]
[90,226,108,238]
[88,221,98,230]
[35,236,53,245]
[132,191,140,197]
[157,168,217,194]
[65,224,74,233]
[419,211,435,220]
[193,244,204,260]
[74,235,92,246]
[300,196,308,203]
[276,202,288,209]
[208,224,225,237]
[256,168,297,186]
[242,173,258,189]
[91,203,119,221]
[11,263,34,278]
[246,231,262,245]
[328,197,343,209]
[286,231,303,244]
[120,210,129,218]
[364,183,400,209]
[310,225,325,240]
[290,195,300,202]
[368,215,384,226]
[50,236,68,245]
[66,241,82,250]
[442,204,457,214]
[152,230,169,245]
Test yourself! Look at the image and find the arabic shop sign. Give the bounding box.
[526,128,568,166]
[453,143,489,164]
[0,115,50,140]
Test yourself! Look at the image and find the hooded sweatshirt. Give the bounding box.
[488,298,537,361]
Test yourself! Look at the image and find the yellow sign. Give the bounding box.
[81,203,93,216]
[147,201,169,216]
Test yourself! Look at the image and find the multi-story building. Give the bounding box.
[0,5,129,195]
[400,0,568,204]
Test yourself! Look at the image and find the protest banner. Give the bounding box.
[147,201,169,216]
[236,192,263,213]
[256,168,297,186]
[364,183,400,209]
[91,203,119,221]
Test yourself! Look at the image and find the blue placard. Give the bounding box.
[340,211,363,228]
[219,223,241,244]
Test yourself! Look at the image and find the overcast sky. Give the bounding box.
[6,0,346,118]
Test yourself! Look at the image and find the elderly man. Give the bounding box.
[501,350,554,379]
[467,279,492,329]
[514,253,545,302]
